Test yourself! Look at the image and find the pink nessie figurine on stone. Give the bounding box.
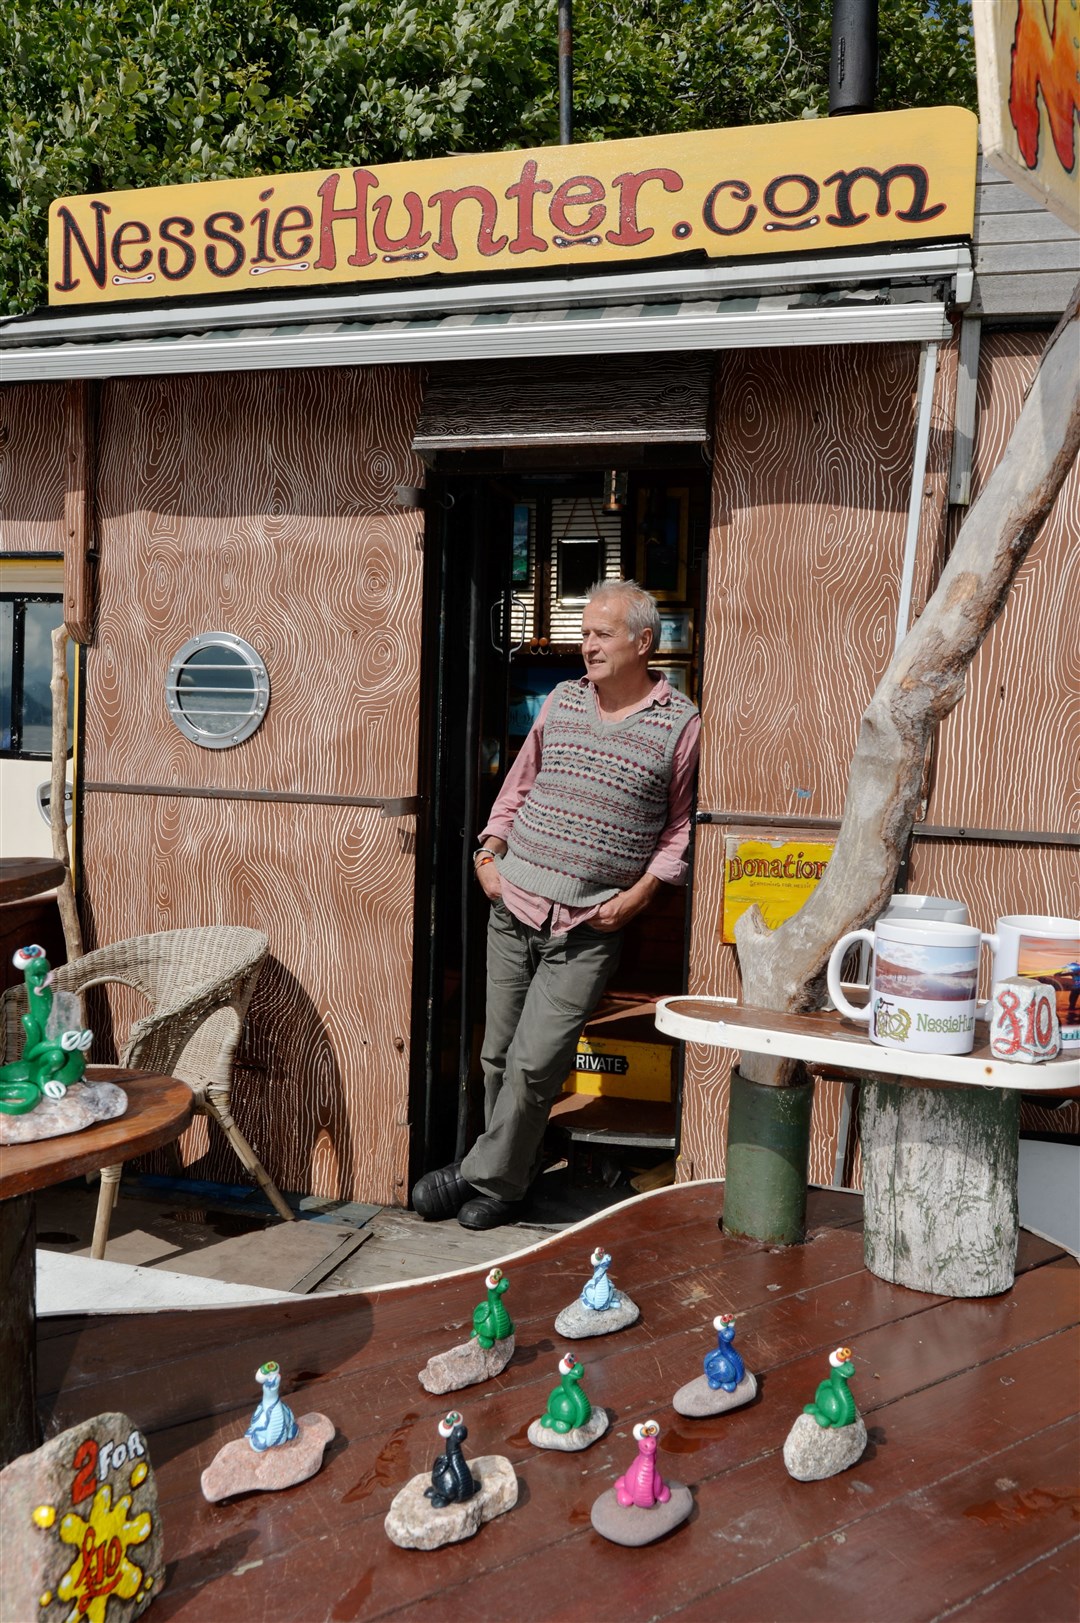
[590,1419,692,1546]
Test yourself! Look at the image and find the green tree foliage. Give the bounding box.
[1,0,976,313]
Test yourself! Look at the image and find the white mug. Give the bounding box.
[880,893,969,925]
[986,914,1080,1051]
[828,918,996,1056]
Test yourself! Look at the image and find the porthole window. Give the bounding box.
[165,633,269,749]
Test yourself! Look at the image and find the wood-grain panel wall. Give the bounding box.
[925,333,1080,836]
[915,330,1080,1143]
[0,384,69,553]
[80,366,425,1204]
[86,369,423,798]
[682,343,925,1185]
[80,796,416,1202]
[683,329,1078,1187]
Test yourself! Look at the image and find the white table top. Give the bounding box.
[655,996,1080,1092]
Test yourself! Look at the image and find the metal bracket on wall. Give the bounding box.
[82,782,421,816]
[694,810,1078,848]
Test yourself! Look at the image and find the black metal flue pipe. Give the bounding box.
[558,0,573,145]
[828,0,878,115]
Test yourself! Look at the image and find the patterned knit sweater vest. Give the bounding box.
[501,679,697,908]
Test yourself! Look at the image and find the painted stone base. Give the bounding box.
[200,1414,334,1501]
[385,1455,518,1550]
[527,1408,610,1451]
[0,1410,163,1623]
[419,1334,514,1395]
[673,1370,758,1418]
[590,1482,693,1546]
[554,1294,640,1339]
[783,1412,867,1481]
[0,1082,127,1145]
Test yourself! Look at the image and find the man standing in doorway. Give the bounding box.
[412,579,700,1231]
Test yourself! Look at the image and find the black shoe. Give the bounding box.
[411,1162,477,1220]
[457,1194,527,1231]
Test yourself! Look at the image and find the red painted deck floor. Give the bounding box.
[38,1185,1080,1623]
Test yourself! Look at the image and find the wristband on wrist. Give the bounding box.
[474,853,495,870]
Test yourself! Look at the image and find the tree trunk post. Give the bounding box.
[722,1070,814,1244]
[860,1080,1020,1296]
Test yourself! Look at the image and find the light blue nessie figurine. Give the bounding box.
[245,1361,299,1452]
[581,1246,620,1313]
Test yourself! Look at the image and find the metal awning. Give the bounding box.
[0,281,954,383]
[414,352,715,448]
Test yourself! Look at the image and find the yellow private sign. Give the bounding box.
[973,0,1080,230]
[722,834,836,943]
[48,107,977,306]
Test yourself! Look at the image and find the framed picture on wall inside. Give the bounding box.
[653,660,693,698]
[635,485,689,601]
[656,609,692,656]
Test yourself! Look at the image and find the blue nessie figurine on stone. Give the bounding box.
[555,1244,640,1339]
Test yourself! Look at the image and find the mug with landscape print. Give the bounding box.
[827,918,995,1056]
[987,914,1080,1052]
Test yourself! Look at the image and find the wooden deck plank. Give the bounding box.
[136,1262,1077,1609]
[671,1421,1080,1623]
[38,1212,1060,1442]
[30,1186,1077,1623]
[37,1191,870,1423]
[932,1537,1080,1622]
[40,1220,871,1443]
[145,1322,1079,1622]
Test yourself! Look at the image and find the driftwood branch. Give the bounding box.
[49,625,84,962]
[735,278,1080,1084]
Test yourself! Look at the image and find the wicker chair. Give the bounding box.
[2,926,294,1257]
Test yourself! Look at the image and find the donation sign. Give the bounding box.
[722,834,835,943]
[48,107,977,306]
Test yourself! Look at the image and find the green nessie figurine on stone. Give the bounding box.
[0,945,92,1116]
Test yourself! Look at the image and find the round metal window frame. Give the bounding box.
[165,632,270,750]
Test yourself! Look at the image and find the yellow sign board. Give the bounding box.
[722,835,835,943]
[564,1038,673,1102]
[48,107,977,306]
[973,0,1080,230]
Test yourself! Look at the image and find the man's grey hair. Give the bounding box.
[585,579,662,649]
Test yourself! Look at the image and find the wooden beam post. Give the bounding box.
[62,379,94,646]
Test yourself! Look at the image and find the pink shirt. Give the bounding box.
[480,674,700,934]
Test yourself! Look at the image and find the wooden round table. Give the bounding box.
[0,858,67,908]
[0,1069,193,1466]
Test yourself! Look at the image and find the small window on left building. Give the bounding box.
[0,591,74,758]
[0,560,76,861]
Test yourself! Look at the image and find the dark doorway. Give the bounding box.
[411,456,710,1194]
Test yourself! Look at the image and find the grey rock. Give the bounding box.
[200,1413,334,1502]
[419,1334,514,1395]
[527,1408,610,1452]
[384,1455,518,1550]
[0,1410,163,1623]
[590,1482,693,1546]
[554,1294,640,1339]
[0,1082,127,1145]
[783,1412,868,1481]
[672,1370,758,1417]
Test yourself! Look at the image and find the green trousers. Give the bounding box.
[460,899,623,1201]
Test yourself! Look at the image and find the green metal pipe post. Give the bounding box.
[723,1070,814,1244]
